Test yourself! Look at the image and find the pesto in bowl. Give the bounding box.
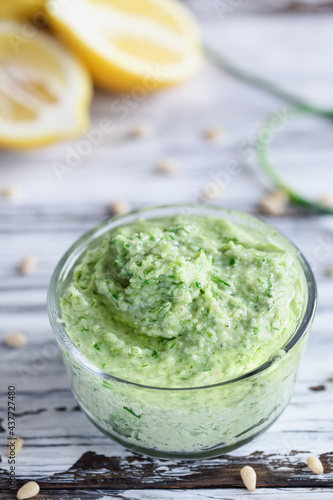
[48,205,316,458]
[61,214,304,388]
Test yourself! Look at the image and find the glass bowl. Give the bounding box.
[47,205,317,459]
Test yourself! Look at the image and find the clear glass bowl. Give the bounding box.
[47,205,317,459]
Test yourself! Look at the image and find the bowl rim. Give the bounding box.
[47,203,317,391]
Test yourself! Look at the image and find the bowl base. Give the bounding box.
[83,406,283,460]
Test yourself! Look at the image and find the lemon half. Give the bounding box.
[46,0,202,92]
[0,21,92,149]
[0,0,44,20]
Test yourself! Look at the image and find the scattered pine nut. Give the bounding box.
[319,195,333,207]
[1,186,22,200]
[3,332,27,348]
[19,255,37,275]
[307,456,324,474]
[110,199,131,216]
[327,264,333,277]
[240,465,256,491]
[130,123,153,138]
[203,127,224,142]
[155,158,179,175]
[259,189,288,216]
[202,183,222,200]
[8,436,24,456]
[17,481,40,499]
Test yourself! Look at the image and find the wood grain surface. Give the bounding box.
[1,1,333,499]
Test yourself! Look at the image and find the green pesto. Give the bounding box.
[60,215,304,388]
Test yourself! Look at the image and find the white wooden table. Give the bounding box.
[1,1,333,498]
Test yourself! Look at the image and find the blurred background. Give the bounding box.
[1,0,333,492]
[1,0,333,218]
[1,0,333,286]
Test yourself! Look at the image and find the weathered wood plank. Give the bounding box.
[2,450,332,491]
[185,0,333,16]
[2,488,333,500]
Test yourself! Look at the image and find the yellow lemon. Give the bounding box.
[0,20,92,149]
[45,0,202,92]
[0,0,44,20]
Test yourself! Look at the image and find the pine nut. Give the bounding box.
[307,456,324,474]
[17,481,40,499]
[240,465,256,491]
[327,265,333,277]
[19,255,37,275]
[319,195,333,207]
[203,127,224,142]
[3,333,27,348]
[155,158,179,175]
[202,183,222,200]
[110,199,131,215]
[1,186,22,200]
[130,123,153,138]
[8,436,24,456]
[260,189,288,215]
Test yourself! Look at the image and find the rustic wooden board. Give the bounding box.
[2,488,333,500]
[186,0,333,15]
[2,449,332,490]
[1,3,333,499]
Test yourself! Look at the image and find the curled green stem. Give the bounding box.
[205,46,333,214]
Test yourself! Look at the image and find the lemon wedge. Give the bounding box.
[46,0,202,92]
[0,21,92,149]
